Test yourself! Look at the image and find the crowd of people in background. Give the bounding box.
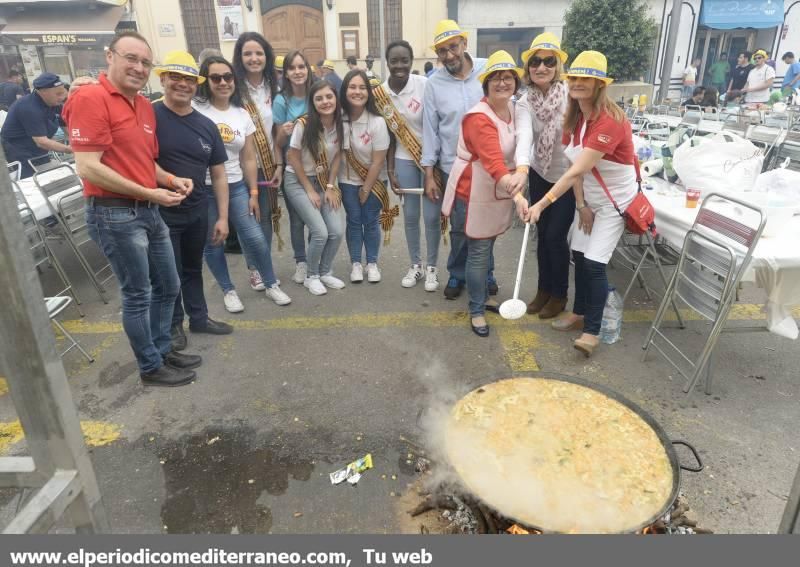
[3,20,794,388]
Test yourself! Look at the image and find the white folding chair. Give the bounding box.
[14,181,84,317]
[47,296,94,362]
[27,154,62,174]
[32,164,113,303]
[773,131,800,171]
[747,126,785,171]
[7,161,22,182]
[642,193,766,396]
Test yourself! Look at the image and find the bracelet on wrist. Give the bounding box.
[544,191,557,204]
[576,202,587,211]
[249,190,259,197]
[166,174,175,188]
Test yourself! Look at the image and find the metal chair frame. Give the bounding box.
[32,165,112,303]
[46,297,93,362]
[642,192,766,396]
[7,161,22,182]
[613,230,685,327]
[14,183,84,317]
[27,155,62,174]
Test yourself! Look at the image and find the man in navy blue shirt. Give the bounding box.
[152,52,232,350]
[1,73,70,178]
[0,70,25,109]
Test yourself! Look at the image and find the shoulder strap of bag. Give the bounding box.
[590,158,642,218]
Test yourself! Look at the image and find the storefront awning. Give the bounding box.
[0,5,126,46]
[700,0,784,30]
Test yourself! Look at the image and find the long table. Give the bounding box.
[640,114,724,135]
[644,177,800,339]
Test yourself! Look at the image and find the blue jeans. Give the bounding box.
[572,251,608,336]
[447,194,495,283]
[283,172,345,277]
[85,203,180,373]
[340,182,382,264]
[282,179,307,263]
[397,159,442,266]
[529,169,575,298]
[204,180,278,292]
[256,169,273,251]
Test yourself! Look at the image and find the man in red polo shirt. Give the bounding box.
[62,31,203,387]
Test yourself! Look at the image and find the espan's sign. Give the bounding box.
[15,34,109,46]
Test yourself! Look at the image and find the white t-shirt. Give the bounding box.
[380,74,426,161]
[745,64,777,103]
[287,120,340,178]
[683,66,697,85]
[245,78,274,145]
[193,100,257,184]
[340,111,390,185]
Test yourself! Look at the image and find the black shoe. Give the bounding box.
[444,277,464,300]
[471,321,490,338]
[485,302,500,314]
[171,324,187,351]
[140,364,196,387]
[487,278,499,296]
[164,350,202,370]
[189,318,234,335]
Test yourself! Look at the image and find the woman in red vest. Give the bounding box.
[442,50,529,338]
[527,51,637,357]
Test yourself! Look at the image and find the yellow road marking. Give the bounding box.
[0,420,121,455]
[0,378,7,397]
[497,329,541,372]
[60,304,798,335]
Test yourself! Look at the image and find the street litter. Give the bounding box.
[329,454,373,485]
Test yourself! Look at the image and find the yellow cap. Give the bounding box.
[369,76,381,88]
[275,55,285,69]
[753,50,768,60]
[155,51,205,84]
[564,50,613,85]
[520,32,568,66]
[432,19,467,49]
[322,60,335,70]
[478,50,524,84]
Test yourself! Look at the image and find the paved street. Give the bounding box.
[1,217,798,534]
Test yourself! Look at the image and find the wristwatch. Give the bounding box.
[576,201,587,211]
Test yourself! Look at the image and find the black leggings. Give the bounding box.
[528,169,575,298]
[572,251,608,336]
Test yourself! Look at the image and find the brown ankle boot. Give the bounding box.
[527,290,551,314]
[538,296,567,319]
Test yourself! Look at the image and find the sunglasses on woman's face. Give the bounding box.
[529,55,558,69]
[208,73,235,84]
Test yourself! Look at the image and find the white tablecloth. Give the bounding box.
[15,168,81,221]
[646,177,800,339]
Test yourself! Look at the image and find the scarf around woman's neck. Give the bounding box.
[527,81,566,175]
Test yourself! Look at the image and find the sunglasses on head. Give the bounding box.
[529,55,558,68]
[208,73,235,84]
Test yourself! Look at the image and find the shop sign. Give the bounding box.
[14,34,109,47]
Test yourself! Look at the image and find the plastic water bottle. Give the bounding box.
[600,288,624,345]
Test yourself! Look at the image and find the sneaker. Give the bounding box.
[401,264,424,288]
[366,263,381,283]
[292,262,308,284]
[320,273,346,289]
[249,270,266,291]
[265,284,292,305]
[350,262,364,283]
[304,275,328,295]
[223,290,245,313]
[424,266,440,292]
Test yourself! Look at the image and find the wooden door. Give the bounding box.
[263,5,325,63]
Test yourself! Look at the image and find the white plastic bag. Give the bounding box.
[672,131,763,194]
[752,168,800,198]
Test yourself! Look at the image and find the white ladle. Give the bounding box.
[499,222,531,320]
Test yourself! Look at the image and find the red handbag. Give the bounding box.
[591,160,657,237]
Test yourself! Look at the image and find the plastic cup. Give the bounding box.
[685,187,701,209]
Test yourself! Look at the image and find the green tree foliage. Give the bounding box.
[562,0,658,81]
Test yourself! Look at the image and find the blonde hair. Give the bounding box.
[523,52,565,87]
[563,78,625,134]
